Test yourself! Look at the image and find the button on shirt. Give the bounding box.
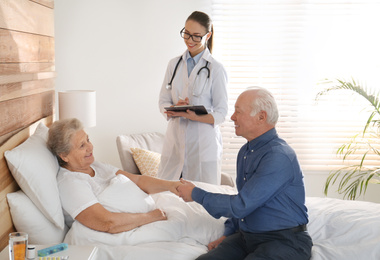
[192,128,308,236]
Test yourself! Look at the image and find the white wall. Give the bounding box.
[54,0,211,167]
[54,0,380,203]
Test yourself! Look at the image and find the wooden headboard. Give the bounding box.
[0,0,55,251]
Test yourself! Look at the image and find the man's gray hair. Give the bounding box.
[248,86,279,125]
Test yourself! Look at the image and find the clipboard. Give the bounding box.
[164,105,208,115]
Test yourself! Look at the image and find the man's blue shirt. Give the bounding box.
[192,128,308,236]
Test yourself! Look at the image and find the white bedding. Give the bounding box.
[62,176,380,260]
[8,123,380,259]
[307,197,380,260]
[64,178,237,260]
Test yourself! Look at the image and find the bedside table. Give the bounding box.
[0,244,98,260]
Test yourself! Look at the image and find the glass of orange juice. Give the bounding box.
[9,232,28,260]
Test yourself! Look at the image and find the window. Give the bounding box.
[212,0,380,176]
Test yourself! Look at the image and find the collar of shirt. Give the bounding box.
[246,128,278,152]
[186,49,205,76]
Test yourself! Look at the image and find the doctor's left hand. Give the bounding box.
[177,109,197,120]
[167,109,197,120]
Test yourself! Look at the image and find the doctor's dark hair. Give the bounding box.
[47,118,84,167]
[187,11,214,53]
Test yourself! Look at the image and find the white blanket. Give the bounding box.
[64,176,237,259]
[64,176,380,260]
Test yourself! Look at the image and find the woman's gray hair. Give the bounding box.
[248,86,279,125]
[47,118,83,167]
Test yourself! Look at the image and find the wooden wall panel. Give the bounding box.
[0,91,54,136]
[0,29,54,63]
[0,62,55,74]
[30,0,54,9]
[0,78,55,102]
[0,0,54,36]
[0,71,56,86]
[0,0,55,143]
[0,0,55,250]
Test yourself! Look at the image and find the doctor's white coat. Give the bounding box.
[158,49,228,184]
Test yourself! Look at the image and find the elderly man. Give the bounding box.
[178,87,313,260]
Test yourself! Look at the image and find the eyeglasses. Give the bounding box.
[180,28,208,42]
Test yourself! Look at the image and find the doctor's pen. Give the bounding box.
[177,96,190,106]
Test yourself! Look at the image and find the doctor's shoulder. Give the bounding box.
[207,55,225,69]
[207,56,227,76]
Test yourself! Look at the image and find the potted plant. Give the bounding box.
[316,79,380,200]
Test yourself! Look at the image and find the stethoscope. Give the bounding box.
[166,56,210,97]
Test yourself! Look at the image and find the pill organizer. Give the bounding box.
[37,243,68,257]
[38,257,67,260]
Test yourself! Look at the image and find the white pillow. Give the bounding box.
[7,190,68,244]
[98,174,155,213]
[4,122,64,229]
[131,148,161,177]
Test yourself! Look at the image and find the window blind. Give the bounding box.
[211,0,380,176]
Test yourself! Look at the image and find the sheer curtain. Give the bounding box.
[211,0,380,176]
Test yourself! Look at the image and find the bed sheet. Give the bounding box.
[64,180,237,260]
[307,197,380,260]
[64,178,380,260]
[94,242,207,260]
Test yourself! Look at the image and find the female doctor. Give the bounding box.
[158,11,228,185]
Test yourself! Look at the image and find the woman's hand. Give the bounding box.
[166,97,190,118]
[166,109,198,120]
[148,209,167,222]
[176,97,189,106]
[167,109,215,124]
[177,178,195,202]
[169,181,181,196]
[75,203,168,234]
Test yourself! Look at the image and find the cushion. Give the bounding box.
[98,174,156,213]
[131,148,161,177]
[116,132,164,174]
[7,190,68,244]
[116,132,235,187]
[4,122,64,229]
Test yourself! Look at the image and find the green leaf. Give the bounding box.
[318,78,380,200]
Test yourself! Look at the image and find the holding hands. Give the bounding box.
[176,179,226,252]
[177,178,196,202]
[169,180,182,196]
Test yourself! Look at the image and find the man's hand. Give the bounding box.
[208,236,226,251]
[177,178,195,202]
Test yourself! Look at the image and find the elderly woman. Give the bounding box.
[47,118,180,234]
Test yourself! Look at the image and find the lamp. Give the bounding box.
[58,90,96,128]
